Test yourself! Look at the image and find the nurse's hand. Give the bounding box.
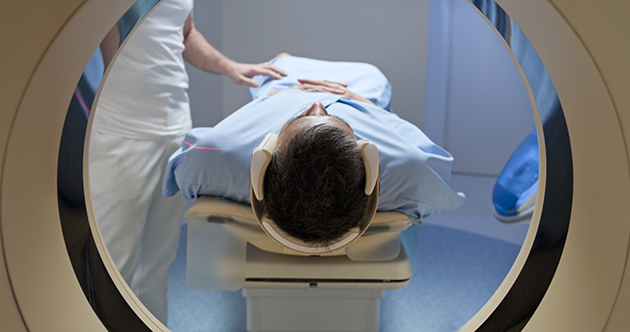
[226,61,287,88]
[293,78,375,105]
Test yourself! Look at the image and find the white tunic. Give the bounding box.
[94,0,193,138]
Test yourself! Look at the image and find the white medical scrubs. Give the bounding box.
[89,0,193,324]
[164,56,466,221]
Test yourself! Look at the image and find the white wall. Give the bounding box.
[425,0,535,176]
[187,0,430,130]
[185,0,224,127]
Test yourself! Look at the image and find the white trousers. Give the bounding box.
[89,130,186,324]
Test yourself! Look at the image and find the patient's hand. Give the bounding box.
[297,79,375,105]
[268,78,375,105]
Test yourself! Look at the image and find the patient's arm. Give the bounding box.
[268,78,375,105]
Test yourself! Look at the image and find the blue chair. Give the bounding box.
[492,129,539,223]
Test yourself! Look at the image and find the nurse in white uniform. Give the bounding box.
[89,0,286,324]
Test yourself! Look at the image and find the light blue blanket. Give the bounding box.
[163,56,465,220]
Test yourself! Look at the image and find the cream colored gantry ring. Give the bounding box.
[1,0,630,331]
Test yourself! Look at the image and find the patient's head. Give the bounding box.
[263,102,368,246]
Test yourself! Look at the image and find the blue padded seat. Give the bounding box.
[492,130,539,223]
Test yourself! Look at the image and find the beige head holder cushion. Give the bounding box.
[250,132,380,254]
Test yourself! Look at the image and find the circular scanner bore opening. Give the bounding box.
[56,1,570,331]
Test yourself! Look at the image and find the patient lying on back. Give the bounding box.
[163,54,465,246]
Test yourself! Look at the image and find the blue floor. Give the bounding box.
[168,223,521,332]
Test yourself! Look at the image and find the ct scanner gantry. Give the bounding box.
[1,0,629,331]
